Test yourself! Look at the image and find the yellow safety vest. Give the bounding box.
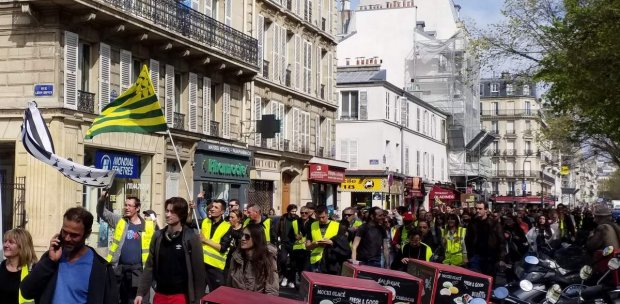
[201,218,232,270]
[400,226,410,252]
[309,221,340,264]
[18,265,33,304]
[443,227,466,266]
[292,220,307,251]
[243,217,272,242]
[352,219,362,228]
[106,218,156,265]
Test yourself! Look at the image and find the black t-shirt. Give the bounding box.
[0,260,21,304]
[355,223,387,261]
[402,243,429,261]
[119,221,142,265]
[155,231,188,295]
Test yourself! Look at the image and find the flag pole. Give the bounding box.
[166,129,200,230]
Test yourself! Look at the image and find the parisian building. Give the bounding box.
[479,73,557,206]
[0,0,339,252]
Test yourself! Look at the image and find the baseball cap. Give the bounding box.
[143,210,157,219]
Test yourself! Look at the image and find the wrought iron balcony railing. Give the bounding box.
[77,90,95,114]
[173,112,185,130]
[210,120,219,136]
[481,109,539,117]
[505,129,516,135]
[504,149,517,156]
[101,0,258,67]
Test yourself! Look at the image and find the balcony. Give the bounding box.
[505,130,517,137]
[524,149,534,156]
[210,121,219,136]
[339,114,359,121]
[262,60,270,79]
[481,109,539,117]
[504,149,517,156]
[173,112,185,130]
[101,0,258,68]
[77,90,95,114]
[493,170,540,178]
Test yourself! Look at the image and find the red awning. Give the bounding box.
[429,185,459,201]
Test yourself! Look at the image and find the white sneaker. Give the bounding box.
[287,282,295,288]
[280,277,288,287]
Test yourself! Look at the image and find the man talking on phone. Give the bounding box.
[97,191,156,304]
[21,207,118,303]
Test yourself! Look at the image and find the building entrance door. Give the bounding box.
[282,173,292,213]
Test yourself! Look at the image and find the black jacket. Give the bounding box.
[137,225,206,304]
[21,247,118,304]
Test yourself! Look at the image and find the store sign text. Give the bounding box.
[204,159,248,177]
[95,151,140,179]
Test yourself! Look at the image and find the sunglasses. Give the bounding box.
[242,233,251,240]
[345,213,355,216]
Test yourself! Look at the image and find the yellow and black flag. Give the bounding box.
[85,65,167,139]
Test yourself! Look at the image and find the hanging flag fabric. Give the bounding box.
[85,64,167,139]
[21,102,116,188]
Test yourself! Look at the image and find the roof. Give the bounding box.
[337,69,387,84]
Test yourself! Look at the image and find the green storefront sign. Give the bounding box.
[204,159,248,177]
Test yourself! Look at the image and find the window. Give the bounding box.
[440,120,445,142]
[132,59,142,83]
[491,121,498,133]
[491,161,498,174]
[492,141,499,154]
[416,108,421,132]
[174,73,182,112]
[523,84,530,96]
[507,121,514,133]
[340,91,359,119]
[525,101,531,115]
[423,111,428,135]
[78,43,91,91]
[441,158,444,180]
[479,84,484,96]
[491,83,499,93]
[525,141,532,155]
[507,181,516,194]
[431,154,435,179]
[404,147,410,175]
[506,84,513,95]
[506,161,515,176]
[492,182,499,194]
[525,120,531,131]
[492,102,499,114]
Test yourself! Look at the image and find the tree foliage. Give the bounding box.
[599,170,620,199]
[470,0,620,167]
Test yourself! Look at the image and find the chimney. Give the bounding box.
[416,21,425,31]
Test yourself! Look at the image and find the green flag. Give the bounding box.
[85,65,167,139]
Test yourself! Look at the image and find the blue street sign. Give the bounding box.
[34,84,54,97]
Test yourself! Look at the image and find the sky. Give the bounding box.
[348,0,505,26]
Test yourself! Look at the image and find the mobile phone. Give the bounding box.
[53,230,63,250]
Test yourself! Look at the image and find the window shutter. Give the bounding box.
[98,42,111,112]
[273,25,280,82]
[188,73,198,132]
[359,91,368,120]
[164,64,174,127]
[222,83,231,138]
[278,103,285,150]
[340,140,349,167]
[281,27,287,85]
[269,101,278,148]
[316,47,321,97]
[64,31,78,110]
[205,0,212,17]
[149,59,159,98]
[225,0,232,26]
[306,42,312,94]
[203,77,212,135]
[325,118,332,157]
[254,96,262,144]
[292,108,299,152]
[405,147,410,174]
[295,35,301,89]
[314,115,320,154]
[349,140,358,169]
[405,103,410,127]
[401,98,408,126]
[257,15,265,76]
[120,49,132,93]
[327,52,332,102]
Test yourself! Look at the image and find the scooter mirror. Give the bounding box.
[608,258,620,271]
[493,287,509,300]
[603,246,615,257]
[519,280,534,292]
[524,256,539,265]
[545,284,562,303]
[579,265,593,280]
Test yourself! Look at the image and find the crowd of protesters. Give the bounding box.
[2,193,620,304]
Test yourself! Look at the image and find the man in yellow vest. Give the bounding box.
[291,206,314,283]
[97,192,155,304]
[305,205,346,274]
[200,198,232,292]
[243,204,275,243]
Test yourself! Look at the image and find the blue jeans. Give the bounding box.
[359,257,382,268]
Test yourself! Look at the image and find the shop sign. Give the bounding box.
[204,159,248,177]
[252,158,279,171]
[404,177,424,198]
[199,142,252,157]
[341,177,383,192]
[95,150,140,179]
[308,164,345,183]
[429,185,457,200]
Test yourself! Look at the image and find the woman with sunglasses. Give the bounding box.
[1,228,38,304]
[227,223,279,295]
[223,210,244,279]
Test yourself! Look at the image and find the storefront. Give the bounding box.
[428,184,460,208]
[193,142,251,205]
[404,177,425,211]
[307,163,345,211]
[249,156,280,214]
[340,172,404,209]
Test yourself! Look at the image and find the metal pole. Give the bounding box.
[167,129,200,230]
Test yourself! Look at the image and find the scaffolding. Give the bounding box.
[409,27,491,180]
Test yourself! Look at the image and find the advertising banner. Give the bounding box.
[95,150,140,179]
